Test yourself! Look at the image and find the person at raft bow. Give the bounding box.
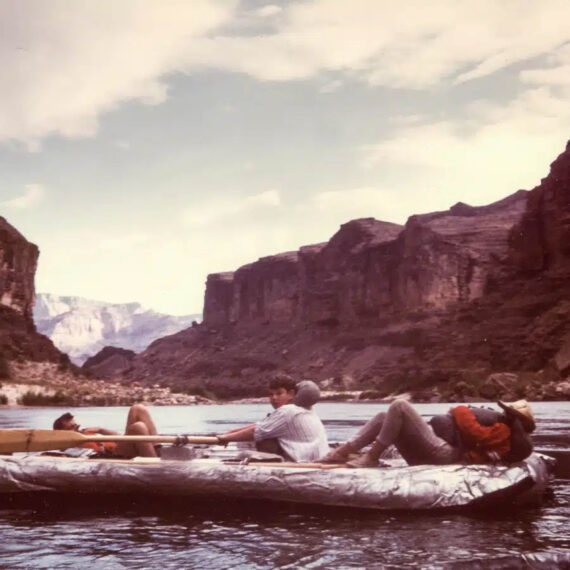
[216,376,329,462]
[52,403,159,458]
[319,399,535,468]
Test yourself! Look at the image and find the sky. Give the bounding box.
[1,0,570,316]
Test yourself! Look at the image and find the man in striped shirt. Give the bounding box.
[216,376,329,462]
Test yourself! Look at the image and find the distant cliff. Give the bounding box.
[34,293,201,365]
[0,218,62,369]
[0,217,38,321]
[0,220,204,405]
[125,142,570,401]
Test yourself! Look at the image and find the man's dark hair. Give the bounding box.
[53,412,74,430]
[268,374,296,393]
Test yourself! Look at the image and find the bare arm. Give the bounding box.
[224,423,255,435]
[217,425,256,443]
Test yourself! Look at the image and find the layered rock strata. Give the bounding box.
[204,192,527,328]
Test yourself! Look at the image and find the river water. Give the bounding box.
[0,402,568,569]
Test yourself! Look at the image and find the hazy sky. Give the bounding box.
[1,1,569,315]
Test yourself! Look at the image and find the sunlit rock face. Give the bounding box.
[203,192,528,327]
[510,140,570,272]
[0,217,38,321]
[34,294,201,365]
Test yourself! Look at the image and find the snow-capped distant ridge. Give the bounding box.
[34,293,201,365]
[34,293,146,319]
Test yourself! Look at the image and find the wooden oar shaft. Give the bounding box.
[0,429,218,453]
[82,435,218,445]
[226,461,345,469]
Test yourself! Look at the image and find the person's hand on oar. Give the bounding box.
[216,434,230,447]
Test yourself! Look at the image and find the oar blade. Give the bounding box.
[0,429,86,453]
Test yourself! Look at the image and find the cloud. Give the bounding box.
[313,186,385,213]
[245,189,280,207]
[182,189,281,227]
[362,83,570,206]
[98,233,150,252]
[308,186,421,226]
[188,1,570,87]
[520,43,570,89]
[113,140,131,150]
[35,221,302,315]
[0,184,44,209]
[255,5,283,18]
[319,79,343,93]
[0,0,237,148]
[2,1,570,149]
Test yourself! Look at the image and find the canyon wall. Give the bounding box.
[0,217,39,321]
[0,217,62,366]
[203,192,528,328]
[122,141,570,401]
[510,140,570,272]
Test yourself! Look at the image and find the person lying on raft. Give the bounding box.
[319,399,535,468]
[216,376,329,462]
[52,403,159,458]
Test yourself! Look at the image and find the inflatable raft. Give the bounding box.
[0,451,555,511]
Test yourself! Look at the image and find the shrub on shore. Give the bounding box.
[17,390,75,406]
[184,383,218,401]
[0,393,7,405]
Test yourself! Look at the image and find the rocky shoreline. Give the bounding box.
[2,347,569,409]
[2,367,569,408]
[0,362,212,407]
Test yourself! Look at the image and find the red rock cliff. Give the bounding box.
[0,216,38,321]
[127,142,570,402]
[510,140,570,272]
[204,192,528,327]
[0,217,62,365]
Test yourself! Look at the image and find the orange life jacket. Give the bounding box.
[451,406,511,463]
[80,428,118,455]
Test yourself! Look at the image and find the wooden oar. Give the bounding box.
[224,461,346,469]
[0,429,219,453]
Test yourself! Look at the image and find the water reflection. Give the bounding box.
[1,488,568,569]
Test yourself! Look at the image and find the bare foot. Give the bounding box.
[346,453,381,468]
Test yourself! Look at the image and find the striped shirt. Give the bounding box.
[254,404,329,462]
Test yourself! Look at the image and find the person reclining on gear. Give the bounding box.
[216,376,329,462]
[52,403,159,458]
[319,399,535,468]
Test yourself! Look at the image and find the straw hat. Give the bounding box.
[498,400,536,433]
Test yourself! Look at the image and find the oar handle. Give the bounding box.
[0,429,222,453]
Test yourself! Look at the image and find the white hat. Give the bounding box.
[498,400,536,433]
